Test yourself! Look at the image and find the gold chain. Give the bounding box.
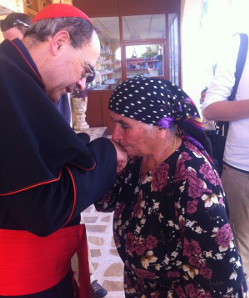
[171,136,177,155]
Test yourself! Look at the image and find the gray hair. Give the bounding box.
[24,17,94,47]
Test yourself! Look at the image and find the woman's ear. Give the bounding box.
[50,30,71,55]
[156,126,167,140]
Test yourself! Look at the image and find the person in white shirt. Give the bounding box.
[200,87,216,131]
[202,32,249,290]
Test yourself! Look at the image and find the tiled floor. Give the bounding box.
[82,205,125,298]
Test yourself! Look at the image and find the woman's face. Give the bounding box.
[110,111,159,157]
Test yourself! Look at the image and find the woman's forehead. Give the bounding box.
[110,111,135,123]
[110,111,153,131]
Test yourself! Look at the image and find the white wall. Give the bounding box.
[1,0,20,11]
[181,0,204,108]
[180,0,244,109]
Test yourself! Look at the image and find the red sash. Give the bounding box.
[0,225,92,297]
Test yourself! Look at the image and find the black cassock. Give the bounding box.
[0,39,116,297]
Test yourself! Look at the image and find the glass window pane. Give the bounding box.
[169,13,179,85]
[91,17,121,90]
[123,14,166,40]
[126,44,164,79]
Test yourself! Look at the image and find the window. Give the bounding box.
[90,12,179,90]
[91,17,121,90]
[125,44,164,79]
[122,14,166,40]
[169,13,179,85]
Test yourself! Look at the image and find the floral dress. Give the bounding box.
[95,140,246,297]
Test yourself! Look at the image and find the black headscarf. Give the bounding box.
[109,76,213,160]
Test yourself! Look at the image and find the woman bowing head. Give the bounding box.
[95,76,247,297]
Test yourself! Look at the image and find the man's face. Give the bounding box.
[2,27,24,40]
[45,30,100,102]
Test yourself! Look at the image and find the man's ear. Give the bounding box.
[50,30,71,55]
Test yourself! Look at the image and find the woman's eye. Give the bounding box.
[121,124,128,129]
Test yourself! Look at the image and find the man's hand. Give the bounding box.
[110,140,128,173]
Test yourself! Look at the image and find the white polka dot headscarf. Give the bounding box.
[109,75,213,160]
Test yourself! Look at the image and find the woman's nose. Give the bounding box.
[76,78,87,91]
[112,125,122,142]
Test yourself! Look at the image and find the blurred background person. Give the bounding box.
[203,31,249,293]
[0,12,31,40]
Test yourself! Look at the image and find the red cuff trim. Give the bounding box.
[0,170,63,197]
[64,166,77,226]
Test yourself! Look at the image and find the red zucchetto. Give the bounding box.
[32,3,92,24]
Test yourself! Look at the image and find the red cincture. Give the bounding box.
[0,225,92,297]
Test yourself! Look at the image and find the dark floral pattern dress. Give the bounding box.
[95,140,246,297]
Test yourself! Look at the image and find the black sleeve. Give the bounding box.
[0,138,116,236]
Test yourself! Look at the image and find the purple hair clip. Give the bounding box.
[158,117,174,129]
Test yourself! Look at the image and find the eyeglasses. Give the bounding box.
[1,18,30,31]
[13,19,30,27]
[70,38,95,84]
